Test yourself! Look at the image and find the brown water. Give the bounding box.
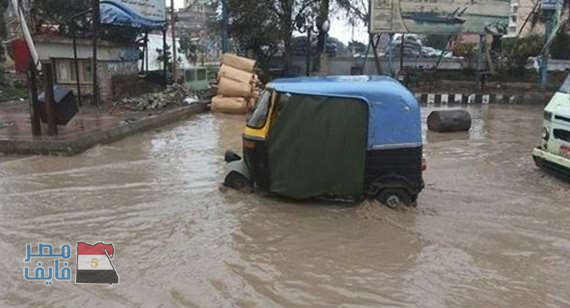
[1,105,569,307]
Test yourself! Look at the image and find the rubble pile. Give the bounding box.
[211,53,261,115]
[113,84,198,111]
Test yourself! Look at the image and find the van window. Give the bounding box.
[553,129,570,142]
[560,74,570,94]
[247,90,272,128]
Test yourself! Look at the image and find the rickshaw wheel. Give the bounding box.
[224,172,253,192]
[377,189,412,209]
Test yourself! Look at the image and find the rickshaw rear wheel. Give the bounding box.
[376,189,412,209]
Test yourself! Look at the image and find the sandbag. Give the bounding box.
[218,64,254,84]
[221,53,256,73]
[218,76,252,98]
[211,96,248,114]
[427,110,472,132]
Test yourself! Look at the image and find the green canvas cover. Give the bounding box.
[267,93,368,199]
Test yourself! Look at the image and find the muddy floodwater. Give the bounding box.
[1,105,569,307]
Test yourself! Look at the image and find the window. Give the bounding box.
[247,90,272,129]
[553,129,570,142]
[197,69,206,81]
[54,59,93,85]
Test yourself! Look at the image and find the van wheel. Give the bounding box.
[224,172,252,192]
[376,189,412,209]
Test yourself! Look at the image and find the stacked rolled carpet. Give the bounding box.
[212,53,261,114]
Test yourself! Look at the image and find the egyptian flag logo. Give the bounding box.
[75,242,119,285]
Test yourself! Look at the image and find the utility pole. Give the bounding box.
[540,9,554,91]
[28,62,41,136]
[91,0,100,106]
[170,0,178,83]
[476,33,486,91]
[43,64,58,136]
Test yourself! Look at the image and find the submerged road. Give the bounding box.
[1,105,569,307]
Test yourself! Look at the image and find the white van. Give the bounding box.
[533,74,570,178]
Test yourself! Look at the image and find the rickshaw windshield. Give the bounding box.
[559,74,570,94]
[247,90,272,128]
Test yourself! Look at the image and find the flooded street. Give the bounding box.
[1,105,569,307]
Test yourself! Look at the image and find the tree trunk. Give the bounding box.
[317,0,329,54]
[427,110,472,132]
[279,0,294,75]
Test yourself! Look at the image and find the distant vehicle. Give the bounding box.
[223,76,426,208]
[421,46,453,58]
[183,65,218,92]
[532,73,570,178]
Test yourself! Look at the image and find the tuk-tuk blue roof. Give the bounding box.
[267,75,422,150]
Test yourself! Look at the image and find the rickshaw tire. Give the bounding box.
[224,171,252,192]
[376,188,412,209]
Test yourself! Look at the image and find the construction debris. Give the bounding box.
[113,84,197,111]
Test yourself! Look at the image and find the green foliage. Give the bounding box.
[0,84,29,102]
[0,0,7,39]
[226,0,284,69]
[348,40,366,54]
[501,34,543,76]
[423,34,450,49]
[551,30,570,60]
[156,44,182,74]
[32,0,90,35]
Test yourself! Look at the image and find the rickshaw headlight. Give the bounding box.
[542,127,550,141]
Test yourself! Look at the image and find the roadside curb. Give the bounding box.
[414,93,551,105]
[0,103,208,156]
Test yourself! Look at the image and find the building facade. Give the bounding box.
[34,34,139,103]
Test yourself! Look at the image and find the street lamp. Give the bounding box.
[317,18,330,75]
[295,13,319,76]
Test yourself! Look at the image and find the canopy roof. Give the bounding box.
[267,75,422,150]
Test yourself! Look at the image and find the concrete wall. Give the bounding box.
[272,56,480,76]
[271,56,570,77]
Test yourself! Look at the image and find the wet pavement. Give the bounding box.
[0,102,149,141]
[1,105,569,307]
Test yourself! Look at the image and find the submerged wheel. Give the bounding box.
[224,171,252,191]
[376,188,412,209]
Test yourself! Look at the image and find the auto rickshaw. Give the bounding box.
[224,75,425,208]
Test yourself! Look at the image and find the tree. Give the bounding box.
[31,0,141,42]
[156,44,182,73]
[32,0,90,36]
[226,0,280,69]
[334,0,368,27]
[0,0,8,84]
[348,40,366,54]
[227,0,321,74]
[501,34,543,76]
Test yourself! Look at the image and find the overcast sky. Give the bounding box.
[170,0,367,44]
